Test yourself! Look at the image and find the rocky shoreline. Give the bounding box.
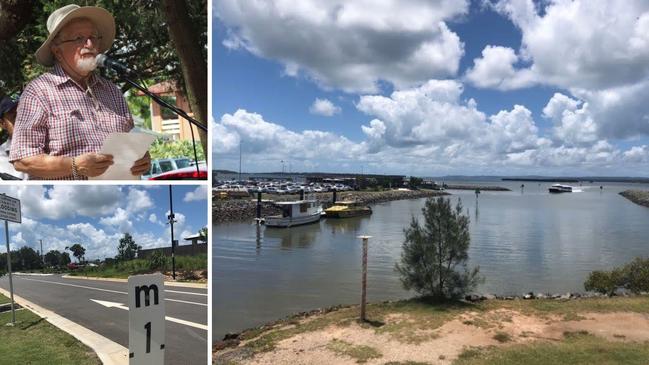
[213,189,449,223]
[619,190,649,208]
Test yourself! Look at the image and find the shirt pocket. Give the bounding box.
[48,111,87,155]
[97,110,133,134]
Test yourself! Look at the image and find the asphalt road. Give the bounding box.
[0,274,207,365]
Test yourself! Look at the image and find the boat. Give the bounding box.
[548,184,573,193]
[324,200,372,218]
[264,199,323,228]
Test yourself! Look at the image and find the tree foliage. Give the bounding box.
[0,0,206,94]
[149,137,205,161]
[116,232,141,261]
[585,257,649,295]
[395,197,482,300]
[44,249,70,268]
[66,243,86,263]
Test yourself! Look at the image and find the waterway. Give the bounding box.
[213,181,649,340]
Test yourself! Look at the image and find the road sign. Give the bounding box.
[128,273,165,365]
[0,194,20,223]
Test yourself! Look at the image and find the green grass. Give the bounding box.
[0,295,100,365]
[68,254,207,280]
[454,332,649,365]
[326,339,382,363]
[0,294,10,305]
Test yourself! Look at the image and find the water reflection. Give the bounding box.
[323,215,369,235]
[263,223,320,249]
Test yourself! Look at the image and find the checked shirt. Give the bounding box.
[10,63,133,180]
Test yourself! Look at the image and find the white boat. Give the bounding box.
[264,199,323,228]
[548,184,573,193]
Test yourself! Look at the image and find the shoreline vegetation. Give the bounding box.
[213,186,509,224]
[214,294,649,365]
[619,190,649,208]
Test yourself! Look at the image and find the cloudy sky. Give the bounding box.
[213,0,649,177]
[0,185,207,260]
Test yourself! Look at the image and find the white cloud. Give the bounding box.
[213,79,649,176]
[490,0,649,90]
[8,185,122,220]
[543,93,598,146]
[99,208,133,233]
[213,109,364,171]
[183,186,208,202]
[148,214,158,224]
[126,188,153,213]
[216,0,468,92]
[464,45,536,90]
[309,98,341,116]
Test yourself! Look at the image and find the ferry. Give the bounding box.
[324,200,372,218]
[548,184,573,193]
[264,199,323,228]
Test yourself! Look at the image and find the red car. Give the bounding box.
[148,163,207,180]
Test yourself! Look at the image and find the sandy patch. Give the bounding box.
[217,310,649,365]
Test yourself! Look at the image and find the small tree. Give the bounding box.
[396,197,482,300]
[198,227,207,243]
[66,244,86,264]
[116,233,142,261]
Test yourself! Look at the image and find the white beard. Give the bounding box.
[77,56,97,73]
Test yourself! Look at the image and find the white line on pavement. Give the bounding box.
[90,299,208,331]
[18,277,207,306]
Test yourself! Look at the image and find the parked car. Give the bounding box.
[142,158,192,179]
[149,162,207,180]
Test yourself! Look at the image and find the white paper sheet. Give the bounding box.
[89,132,155,180]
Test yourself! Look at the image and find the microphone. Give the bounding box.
[95,54,137,75]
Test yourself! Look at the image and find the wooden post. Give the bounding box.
[358,235,372,321]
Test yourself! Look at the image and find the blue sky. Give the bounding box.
[0,185,207,260]
[212,1,649,176]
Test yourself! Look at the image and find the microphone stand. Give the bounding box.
[119,75,207,176]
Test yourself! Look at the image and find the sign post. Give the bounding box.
[128,273,165,364]
[358,235,372,322]
[1,193,21,326]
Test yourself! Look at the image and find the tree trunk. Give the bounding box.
[161,0,208,160]
[0,0,35,41]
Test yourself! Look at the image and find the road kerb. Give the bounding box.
[62,274,207,288]
[0,286,127,365]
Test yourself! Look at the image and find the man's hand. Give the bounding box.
[76,153,114,177]
[130,151,151,176]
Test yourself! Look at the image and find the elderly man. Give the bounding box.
[10,4,150,180]
[0,96,25,179]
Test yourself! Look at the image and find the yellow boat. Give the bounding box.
[324,200,372,218]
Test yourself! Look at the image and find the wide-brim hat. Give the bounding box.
[35,4,115,67]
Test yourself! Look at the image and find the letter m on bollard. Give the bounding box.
[135,285,159,308]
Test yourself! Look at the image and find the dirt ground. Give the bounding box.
[216,309,649,365]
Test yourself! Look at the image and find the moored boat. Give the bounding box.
[264,199,323,228]
[324,200,372,218]
[548,184,573,193]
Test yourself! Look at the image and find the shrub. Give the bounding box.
[148,250,168,271]
[584,257,649,295]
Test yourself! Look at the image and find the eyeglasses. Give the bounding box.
[57,35,102,46]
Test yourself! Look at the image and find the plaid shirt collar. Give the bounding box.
[51,63,101,89]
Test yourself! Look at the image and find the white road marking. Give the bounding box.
[90,299,207,331]
[19,277,207,306]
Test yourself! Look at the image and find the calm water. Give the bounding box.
[213,181,649,340]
